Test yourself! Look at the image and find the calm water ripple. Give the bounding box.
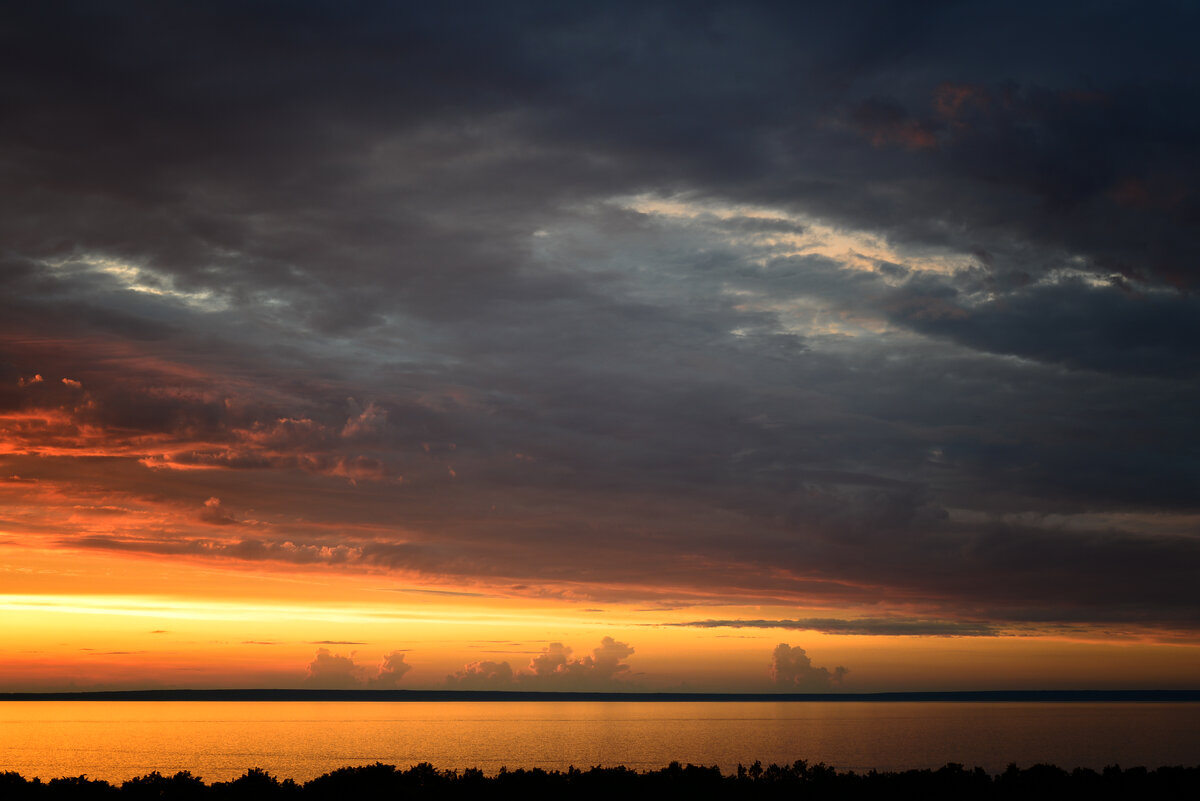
[2,701,1198,781]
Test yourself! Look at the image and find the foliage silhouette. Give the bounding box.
[1,761,1199,799]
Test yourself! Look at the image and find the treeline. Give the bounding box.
[4,760,1200,800]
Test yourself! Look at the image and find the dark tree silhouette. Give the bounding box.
[3,761,1200,800]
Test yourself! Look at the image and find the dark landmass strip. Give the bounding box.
[2,688,1199,702]
[4,761,1200,801]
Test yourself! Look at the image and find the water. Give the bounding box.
[2,701,1198,782]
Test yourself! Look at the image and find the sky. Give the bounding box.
[2,1,1199,693]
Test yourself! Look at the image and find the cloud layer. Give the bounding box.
[1,2,1198,642]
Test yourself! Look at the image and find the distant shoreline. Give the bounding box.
[2,689,1198,702]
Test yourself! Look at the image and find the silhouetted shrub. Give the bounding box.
[304,762,400,800]
[46,776,117,801]
[0,771,39,801]
[210,768,298,801]
[4,761,1200,799]
[121,771,206,801]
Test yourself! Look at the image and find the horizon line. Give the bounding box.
[3,689,1199,702]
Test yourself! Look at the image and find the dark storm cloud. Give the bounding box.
[3,1,1199,634]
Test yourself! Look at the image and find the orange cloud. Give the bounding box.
[200,497,239,526]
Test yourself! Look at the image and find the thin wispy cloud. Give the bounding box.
[661,619,1002,637]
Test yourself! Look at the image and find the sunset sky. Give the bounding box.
[3,2,1199,693]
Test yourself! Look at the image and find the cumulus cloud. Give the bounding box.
[769,644,848,691]
[525,637,636,687]
[303,648,367,690]
[580,636,636,679]
[445,660,515,690]
[302,648,412,689]
[527,642,574,677]
[446,637,636,691]
[370,650,412,688]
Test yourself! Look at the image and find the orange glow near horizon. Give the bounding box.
[3,332,1200,695]
[4,0,1200,715]
[6,530,1200,693]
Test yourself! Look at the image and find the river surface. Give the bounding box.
[2,701,1198,781]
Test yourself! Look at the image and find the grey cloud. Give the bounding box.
[885,277,1200,377]
[57,468,1200,631]
[712,216,808,235]
[69,535,367,567]
[3,1,1199,639]
[664,618,1000,637]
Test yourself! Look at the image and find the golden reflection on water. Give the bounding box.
[1,702,1198,782]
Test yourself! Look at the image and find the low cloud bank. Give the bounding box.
[447,637,635,691]
[302,648,412,689]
